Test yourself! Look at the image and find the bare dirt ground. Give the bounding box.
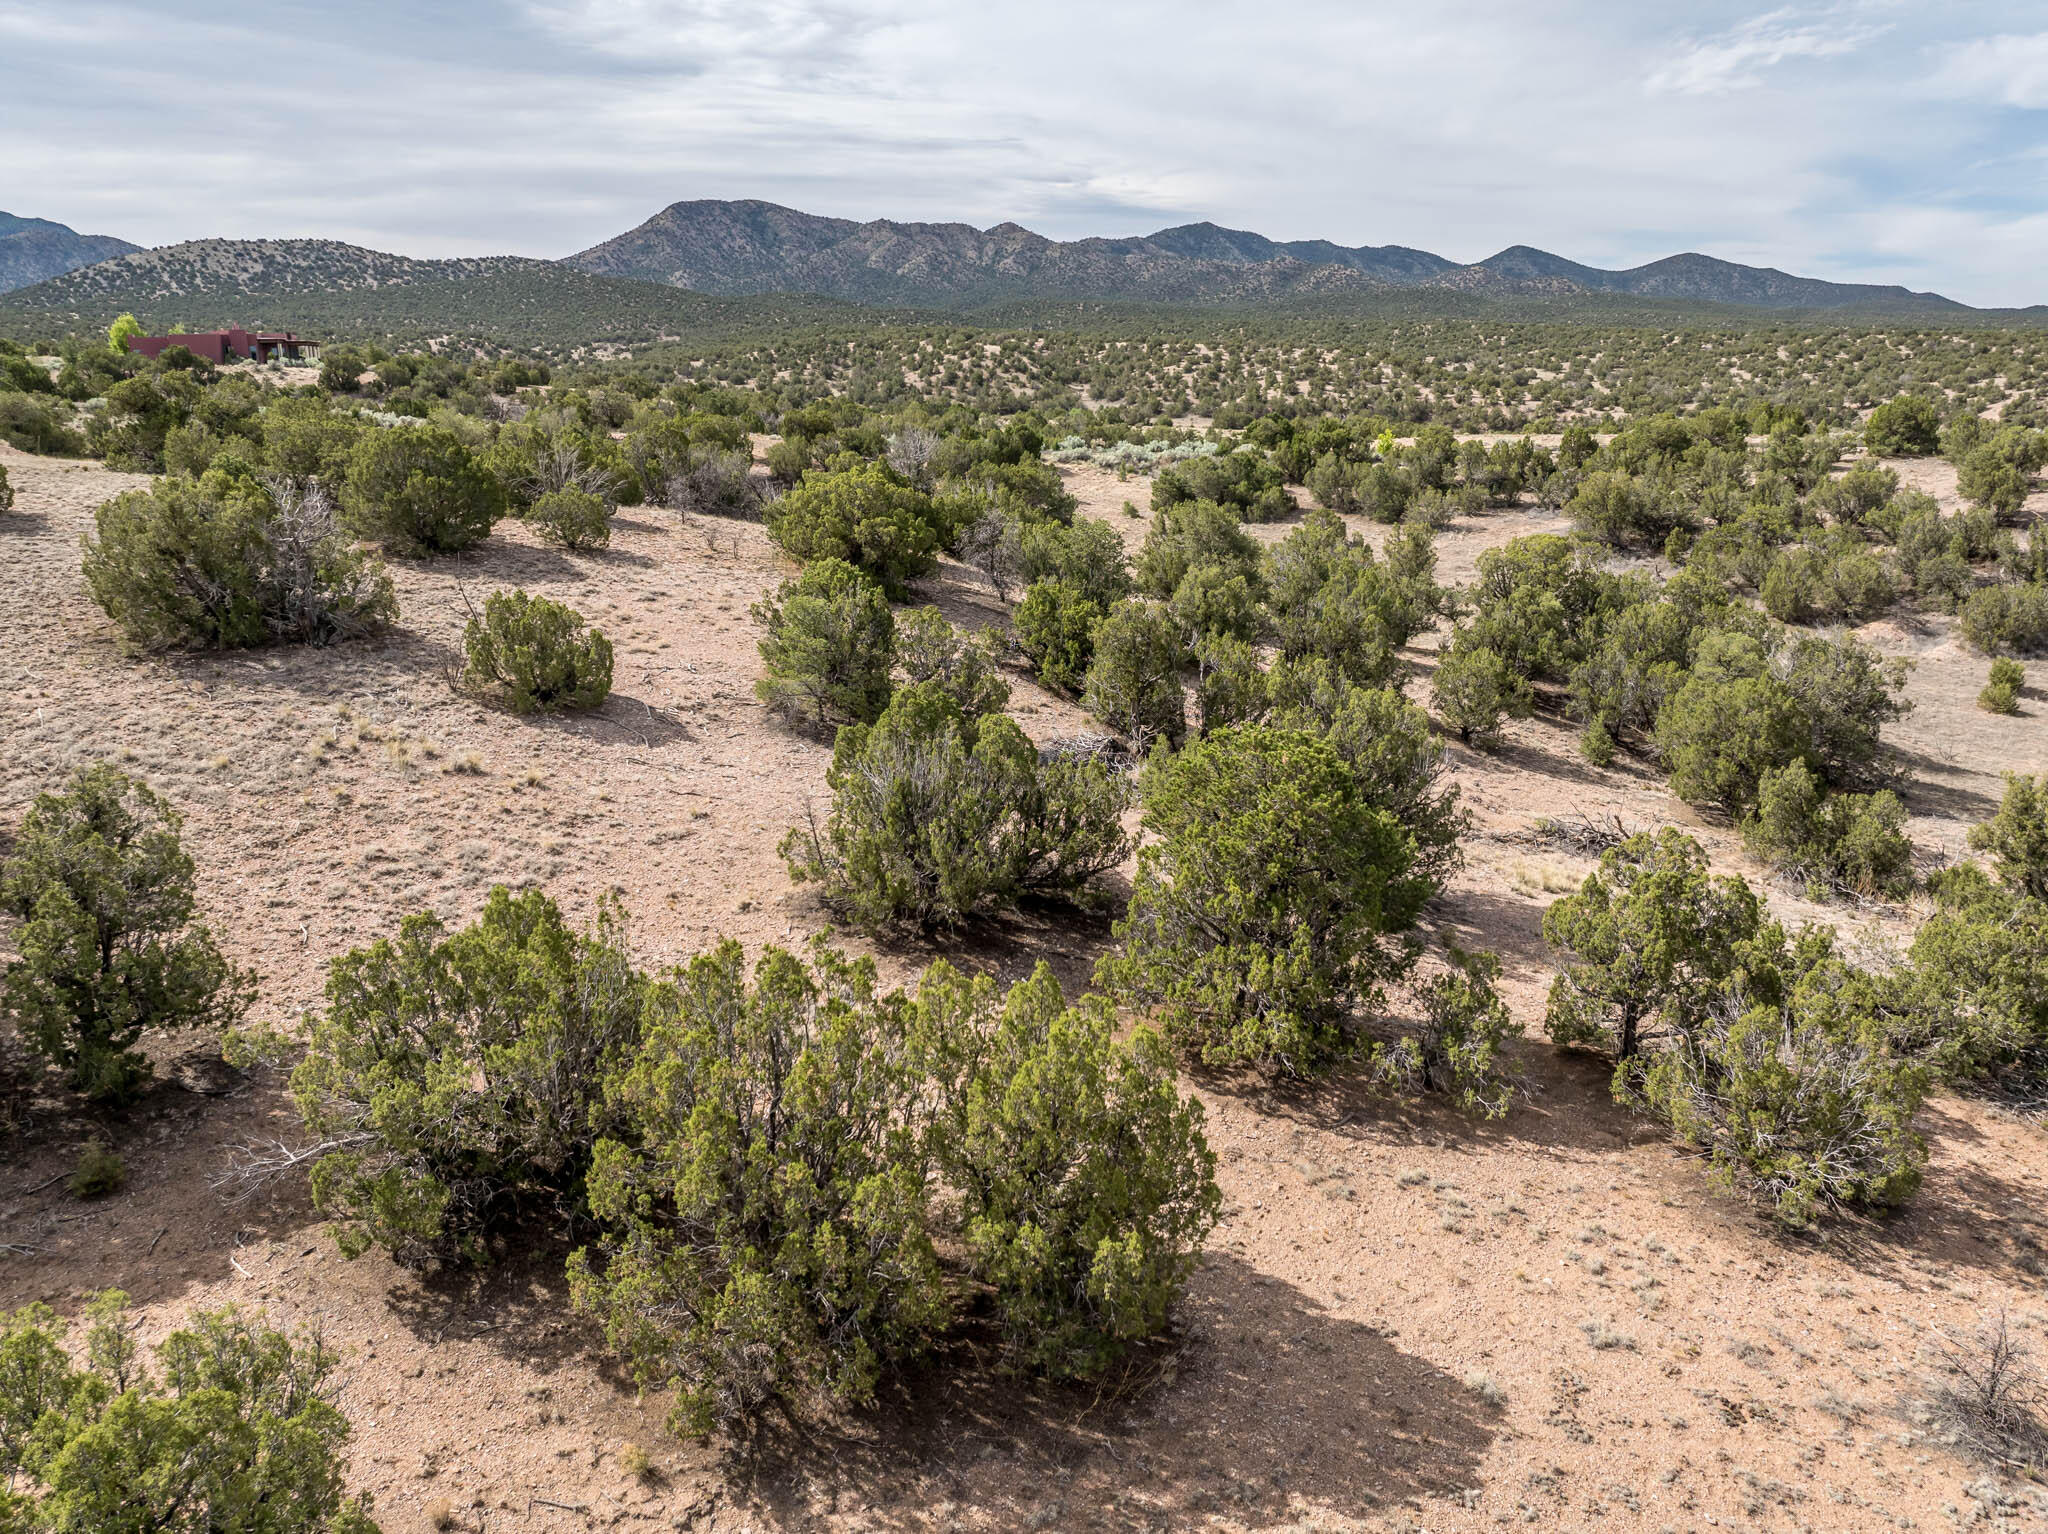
[4,442,2047,1533]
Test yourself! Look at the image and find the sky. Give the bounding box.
[4,0,2048,305]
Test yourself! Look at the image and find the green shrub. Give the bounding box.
[341,423,503,554]
[1863,395,1942,457]
[1961,583,2048,657]
[1980,657,2025,714]
[1462,534,1636,683]
[894,605,1009,720]
[782,683,1131,930]
[923,961,1219,1378]
[0,1294,379,1532]
[1166,561,1262,646]
[1019,517,1130,611]
[259,887,644,1267]
[68,1139,127,1199]
[1812,459,1901,524]
[0,391,85,455]
[1265,511,1426,688]
[1,766,251,1102]
[1133,498,1263,603]
[1431,639,1531,749]
[259,395,363,493]
[1746,761,1914,900]
[1152,449,1289,521]
[1893,865,2048,1082]
[1779,633,1912,790]
[1369,946,1519,1118]
[1968,772,2048,902]
[1958,437,2039,520]
[529,486,611,551]
[462,590,613,713]
[571,943,1218,1436]
[83,471,396,651]
[1097,726,1421,1077]
[1016,578,1104,694]
[1567,469,1691,550]
[487,413,627,510]
[751,558,895,730]
[1653,635,1812,814]
[0,461,11,512]
[569,940,947,1436]
[1543,829,1762,1062]
[1082,599,1187,752]
[765,462,941,597]
[1633,934,1928,1227]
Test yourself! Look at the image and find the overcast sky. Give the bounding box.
[5,0,2048,305]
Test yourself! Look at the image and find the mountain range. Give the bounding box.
[562,200,1967,313]
[0,212,140,294]
[0,201,2003,345]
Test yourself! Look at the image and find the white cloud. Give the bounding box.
[1926,31,2048,109]
[3,1,2048,305]
[1646,7,1887,95]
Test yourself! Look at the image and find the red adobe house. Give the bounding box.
[126,328,319,364]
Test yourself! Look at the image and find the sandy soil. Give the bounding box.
[3,443,2046,1533]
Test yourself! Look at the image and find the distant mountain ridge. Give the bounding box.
[565,199,1965,313]
[0,212,140,294]
[0,237,773,355]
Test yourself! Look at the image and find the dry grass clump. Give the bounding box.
[1921,1311,2048,1475]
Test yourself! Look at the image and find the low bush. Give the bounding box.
[751,558,895,730]
[1863,394,1942,457]
[1544,829,1762,1063]
[0,461,11,512]
[1019,517,1130,610]
[570,940,945,1436]
[1368,946,1520,1118]
[83,471,396,651]
[1894,865,2048,1084]
[462,589,614,713]
[529,486,612,551]
[1266,511,1430,688]
[1968,772,2048,902]
[1961,583,2048,656]
[1082,599,1187,751]
[341,423,503,554]
[1653,635,1812,814]
[1431,639,1531,749]
[256,887,645,1267]
[0,391,84,455]
[1,766,251,1102]
[670,448,763,517]
[1152,448,1290,521]
[1746,761,1914,900]
[1980,657,2025,714]
[782,682,1132,930]
[1134,498,1263,603]
[68,1139,127,1199]
[1631,936,1929,1227]
[570,944,1219,1435]
[920,962,1220,1378]
[1016,578,1104,694]
[1568,469,1693,550]
[765,462,942,597]
[0,1294,380,1532]
[1097,726,1422,1077]
[895,605,1009,720]
[1545,829,1928,1224]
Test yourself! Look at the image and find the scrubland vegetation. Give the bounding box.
[3,303,2048,1529]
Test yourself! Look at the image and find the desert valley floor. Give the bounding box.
[3,440,2046,1533]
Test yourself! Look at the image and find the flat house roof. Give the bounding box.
[126,328,321,362]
